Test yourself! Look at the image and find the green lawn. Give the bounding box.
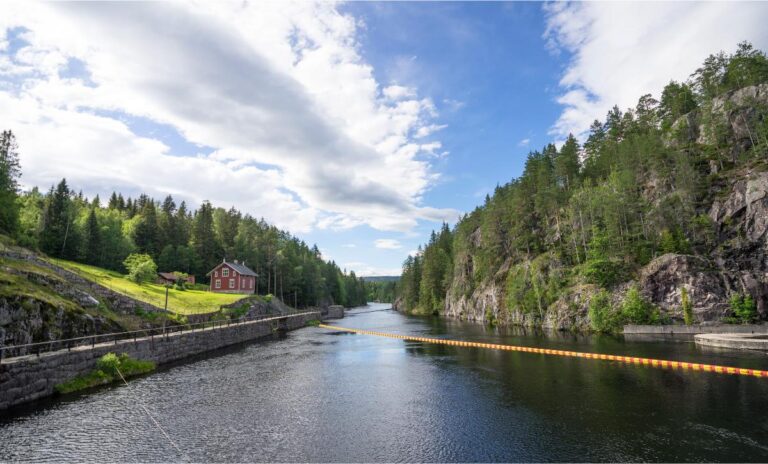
[49,259,247,315]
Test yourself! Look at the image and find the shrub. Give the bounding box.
[264,294,273,303]
[583,258,625,288]
[123,253,157,283]
[96,352,121,376]
[730,293,757,323]
[588,290,616,332]
[56,353,155,394]
[681,287,694,325]
[659,228,691,255]
[620,286,660,325]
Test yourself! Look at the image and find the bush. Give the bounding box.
[55,352,155,394]
[123,253,157,283]
[681,287,694,325]
[588,290,616,332]
[96,352,122,376]
[730,293,757,323]
[620,286,660,325]
[583,258,625,288]
[264,294,273,303]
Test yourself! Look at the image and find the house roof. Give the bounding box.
[207,260,258,277]
[158,272,177,281]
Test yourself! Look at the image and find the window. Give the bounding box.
[215,279,221,289]
[222,268,229,277]
[214,271,218,277]
[229,279,235,288]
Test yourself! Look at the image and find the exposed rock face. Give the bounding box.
[698,84,768,153]
[708,168,768,315]
[0,296,122,353]
[636,254,730,322]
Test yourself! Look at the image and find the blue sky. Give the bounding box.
[2,2,768,276]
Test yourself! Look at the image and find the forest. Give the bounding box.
[0,136,367,309]
[397,42,768,330]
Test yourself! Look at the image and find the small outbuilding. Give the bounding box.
[156,272,195,286]
[207,259,258,294]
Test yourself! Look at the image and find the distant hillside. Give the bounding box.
[362,276,400,282]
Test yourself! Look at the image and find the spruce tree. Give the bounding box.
[84,207,101,265]
[0,130,21,235]
[40,179,78,258]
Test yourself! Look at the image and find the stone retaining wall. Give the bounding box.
[0,311,320,411]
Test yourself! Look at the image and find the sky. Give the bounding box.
[2,1,768,277]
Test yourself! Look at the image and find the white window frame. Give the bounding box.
[229,278,235,288]
[222,268,229,277]
[214,271,218,277]
[215,279,221,289]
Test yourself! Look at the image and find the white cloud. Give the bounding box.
[383,84,416,100]
[374,239,402,250]
[0,1,458,233]
[543,2,768,139]
[517,138,530,147]
[341,243,357,248]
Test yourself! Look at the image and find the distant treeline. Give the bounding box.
[0,136,367,308]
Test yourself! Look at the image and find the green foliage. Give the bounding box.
[505,253,566,317]
[588,290,616,332]
[56,352,155,394]
[659,80,697,128]
[681,287,694,325]
[305,319,321,327]
[123,253,157,283]
[583,258,625,289]
[620,286,661,325]
[0,130,21,236]
[729,293,757,323]
[222,303,249,319]
[659,228,691,254]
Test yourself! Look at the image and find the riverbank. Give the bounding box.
[0,311,321,411]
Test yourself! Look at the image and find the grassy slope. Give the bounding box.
[49,259,246,315]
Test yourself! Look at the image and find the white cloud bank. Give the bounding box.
[544,1,768,139]
[0,1,456,233]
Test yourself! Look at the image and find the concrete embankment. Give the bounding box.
[0,311,321,411]
[695,333,768,351]
[623,324,768,335]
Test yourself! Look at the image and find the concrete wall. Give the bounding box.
[624,324,768,334]
[325,305,345,319]
[0,311,319,411]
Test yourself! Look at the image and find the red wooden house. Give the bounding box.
[207,259,258,294]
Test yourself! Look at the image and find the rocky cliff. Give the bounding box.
[399,83,768,331]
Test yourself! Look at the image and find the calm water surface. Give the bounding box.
[2,303,768,462]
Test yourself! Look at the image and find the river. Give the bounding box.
[1,303,768,462]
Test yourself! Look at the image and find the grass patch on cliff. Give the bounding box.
[49,259,246,315]
[0,257,82,313]
[55,352,155,394]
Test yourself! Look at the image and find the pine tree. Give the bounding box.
[0,130,21,235]
[191,201,221,276]
[108,192,119,209]
[133,201,160,257]
[84,207,101,265]
[40,179,78,258]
